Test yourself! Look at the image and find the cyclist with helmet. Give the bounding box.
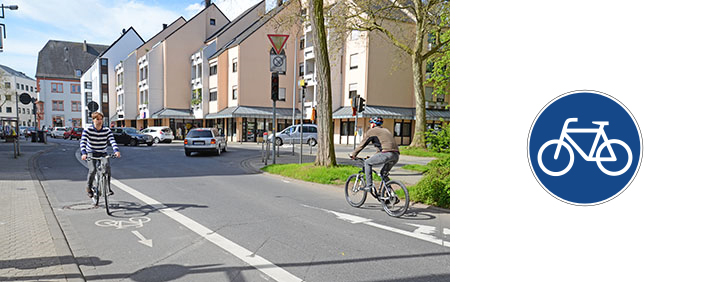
[350,117,400,191]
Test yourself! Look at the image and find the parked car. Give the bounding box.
[50,127,67,138]
[184,128,227,156]
[139,126,175,144]
[267,124,318,147]
[111,127,153,146]
[21,127,36,138]
[63,127,83,140]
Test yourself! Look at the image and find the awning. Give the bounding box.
[205,106,302,119]
[332,106,449,121]
[150,108,194,119]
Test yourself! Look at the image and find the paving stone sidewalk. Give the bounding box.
[0,140,83,282]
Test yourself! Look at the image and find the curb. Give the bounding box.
[27,143,86,282]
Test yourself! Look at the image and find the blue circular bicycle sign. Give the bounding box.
[528,90,642,205]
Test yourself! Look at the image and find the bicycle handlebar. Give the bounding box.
[87,154,118,160]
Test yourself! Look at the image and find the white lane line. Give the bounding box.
[302,204,450,248]
[112,179,302,282]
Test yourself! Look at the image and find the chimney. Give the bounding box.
[83,40,87,52]
[163,23,167,30]
[205,0,211,8]
[122,28,126,34]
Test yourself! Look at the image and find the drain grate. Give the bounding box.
[63,203,99,210]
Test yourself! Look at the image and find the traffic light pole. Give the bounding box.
[272,99,276,164]
[14,91,20,157]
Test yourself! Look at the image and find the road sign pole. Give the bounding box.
[15,91,20,157]
[300,87,304,164]
[272,99,277,164]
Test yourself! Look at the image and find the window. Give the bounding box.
[232,59,237,72]
[6,107,12,113]
[394,120,412,137]
[210,18,216,25]
[209,91,217,101]
[341,120,355,136]
[52,100,64,111]
[51,83,63,93]
[300,38,305,49]
[348,83,358,99]
[191,65,197,80]
[20,84,24,90]
[299,63,304,76]
[232,86,237,100]
[4,94,10,101]
[85,82,92,89]
[209,65,217,75]
[102,74,108,84]
[154,119,162,126]
[349,54,359,70]
[17,83,20,89]
[71,84,81,94]
[437,93,445,103]
[101,59,107,66]
[75,69,82,76]
[4,82,9,88]
[71,101,81,112]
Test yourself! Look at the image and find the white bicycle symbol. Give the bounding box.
[538,118,632,177]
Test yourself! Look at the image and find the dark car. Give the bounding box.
[63,127,83,140]
[111,127,153,146]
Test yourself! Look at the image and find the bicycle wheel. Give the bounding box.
[103,174,110,215]
[537,139,574,176]
[381,180,409,217]
[345,174,367,207]
[92,173,100,206]
[596,139,633,176]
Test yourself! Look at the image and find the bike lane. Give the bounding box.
[35,142,278,282]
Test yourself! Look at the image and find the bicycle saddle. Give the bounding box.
[592,121,609,126]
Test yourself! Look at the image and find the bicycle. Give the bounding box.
[538,118,633,177]
[88,154,117,215]
[345,157,409,217]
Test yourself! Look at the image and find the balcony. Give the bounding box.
[304,47,314,60]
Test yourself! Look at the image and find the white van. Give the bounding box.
[50,127,67,138]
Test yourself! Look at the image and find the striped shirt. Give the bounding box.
[80,126,119,155]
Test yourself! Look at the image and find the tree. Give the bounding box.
[426,5,449,103]
[330,0,450,148]
[310,0,337,166]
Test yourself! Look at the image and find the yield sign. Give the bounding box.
[267,34,289,54]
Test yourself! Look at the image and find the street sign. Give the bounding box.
[88,101,99,112]
[19,93,32,105]
[267,34,289,54]
[270,54,286,73]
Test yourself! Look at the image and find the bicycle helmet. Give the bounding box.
[369,116,384,125]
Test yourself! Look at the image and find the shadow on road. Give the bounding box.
[108,200,209,218]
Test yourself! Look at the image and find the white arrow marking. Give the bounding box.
[407,224,436,236]
[131,230,153,248]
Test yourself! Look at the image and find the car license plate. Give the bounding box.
[193,141,205,145]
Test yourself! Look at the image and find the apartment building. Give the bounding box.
[0,64,38,127]
[112,18,187,129]
[81,27,144,127]
[36,40,108,128]
[204,0,303,143]
[132,2,228,134]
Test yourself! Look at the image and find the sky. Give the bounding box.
[0,0,263,78]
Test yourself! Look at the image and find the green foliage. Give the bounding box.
[425,122,450,153]
[410,156,450,208]
[427,6,450,99]
[261,163,379,185]
[399,146,449,158]
[403,164,430,173]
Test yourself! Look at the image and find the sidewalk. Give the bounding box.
[0,139,83,282]
[226,142,435,186]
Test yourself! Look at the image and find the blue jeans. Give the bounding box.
[365,152,399,188]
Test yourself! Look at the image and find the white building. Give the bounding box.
[36,40,108,128]
[81,27,144,127]
[0,64,38,127]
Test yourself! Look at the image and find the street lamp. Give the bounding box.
[1,4,19,52]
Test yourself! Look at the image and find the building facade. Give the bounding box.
[36,40,108,129]
[81,27,144,127]
[0,64,38,127]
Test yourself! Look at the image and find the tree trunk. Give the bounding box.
[310,0,337,167]
[408,8,427,148]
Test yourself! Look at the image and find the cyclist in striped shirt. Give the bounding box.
[80,112,121,198]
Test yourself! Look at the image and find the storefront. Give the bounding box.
[332,105,449,145]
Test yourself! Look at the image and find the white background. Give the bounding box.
[453,1,720,281]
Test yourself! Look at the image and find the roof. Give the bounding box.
[0,64,35,81]
[205,105,301,119]
[98,27,145,58]
[149,108,195,119]
[332,106,450,121]
[36,40,109,80]
[164,3,229,41]
[205,0,264,43]
[209,2,288,59]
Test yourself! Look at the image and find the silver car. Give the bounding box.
[184,128,227,156]
[268,124,318,147]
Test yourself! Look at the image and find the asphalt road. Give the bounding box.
[35,137,450,282]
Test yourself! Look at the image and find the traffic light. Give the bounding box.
[357,97,366,113]
[271,73,279,101]
[351,94,358,109]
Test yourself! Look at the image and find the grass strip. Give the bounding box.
[399,146,449,158]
